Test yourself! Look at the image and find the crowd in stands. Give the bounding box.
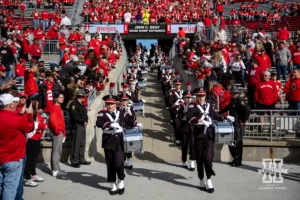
[174,21,300,114]
[228,1,300,24]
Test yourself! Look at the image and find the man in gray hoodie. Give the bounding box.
[276,42,291,81]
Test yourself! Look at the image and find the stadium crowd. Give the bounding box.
[0,0,300,199]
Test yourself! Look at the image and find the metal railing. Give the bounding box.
[245,110,300,141]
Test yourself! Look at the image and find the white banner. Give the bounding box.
[171,24,196,34]
[89,24,124,34]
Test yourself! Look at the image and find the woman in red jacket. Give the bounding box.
[48,93,67,177]
[24,101,47,187]
[209,81,231,111]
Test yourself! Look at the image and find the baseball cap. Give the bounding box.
[0,94,14,105]
[76,89,88,96]
[72,56,79,62]
[0,65,6,72]
[52,66,61,72]
[19,92,27,98]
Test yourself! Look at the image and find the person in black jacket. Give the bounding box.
[0,40,16,78]
[219,87,250,167]
[69,89,90,168]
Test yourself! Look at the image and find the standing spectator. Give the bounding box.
[203,14,212,40]
[0,93,34,200]
[24,63,39,99]
[124,10,131,24]
[15,58,27,84]
[247,59,264,109]
[60,14,72,26]
[48,93,67,177]
[19,1,26,20]
[69,89,90,168]
[276,42,291,81]
[24,100,46,187]
[292,42,300,69]
[58,33,67,59]
[255,71,278,131]
[38,71,55,113]
[288,68,300,111]
[277,26,290,42]
[229,54,246,87]
[41,8,49,31]
[0,40,16,78]
[29,39,42,62]
[214,27,227,42]
[32,9,40,29]
[37,68,46,87]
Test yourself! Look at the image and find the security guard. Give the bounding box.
[96,95,129,195]
[119,93,143,169]
[219,86,250,167]
[178,91,195,170]
[69,89,90,168]
[187,89,224,193]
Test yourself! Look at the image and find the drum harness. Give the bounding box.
[196,103,212,134]
[103,111,123,134]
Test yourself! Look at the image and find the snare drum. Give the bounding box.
[123,127,143,153]
[213,121,234,144]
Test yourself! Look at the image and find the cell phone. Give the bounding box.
[26,99,31,108]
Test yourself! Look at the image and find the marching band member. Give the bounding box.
[119,93,143,169]
[168,79,184,145]
[178,86,196,170]
[219,87,251,167]
[187,89,224,193]
[161,68,172,103]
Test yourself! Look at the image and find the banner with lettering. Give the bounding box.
[89,24,125,34]
[128,24,166,34]
[170,24,196,34]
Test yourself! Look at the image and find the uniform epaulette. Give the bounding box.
[98,109,107,114]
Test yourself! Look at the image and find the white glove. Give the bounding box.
[110,123,120,129]
[136,123,143,128]
[202,120,210,127]
[141,99,146,103]
[62,137,66,143]
[226,115,235,122]
[126,108,132,116]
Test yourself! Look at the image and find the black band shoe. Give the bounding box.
[109,190,117,195]
[118,188,125,195]
[80,161,91,165]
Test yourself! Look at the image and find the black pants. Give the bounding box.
[181,126,195,162]
[195,138,215,180]
[25,139,41,180]
[173,117,181,141]
[71,125,86,164]
[229,125,245,162]
[232,71,245,87]
[104,148,125,182]
[248,85,256,109]
[32,56,40,62]
[125,153,132,159]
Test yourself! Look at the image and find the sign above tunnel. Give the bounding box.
[127,24,166,34]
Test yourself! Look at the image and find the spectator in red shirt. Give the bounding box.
[59,33,67,59]
[32,9,40,29]
[29,39,42,62]
[255,70,278,131]
[24,100,46,187]
[0,93,34,200]
[41,8,49,31]
[292,42,300,69]
[19,1,26,20]
[277,26,290,42]
[178,27,186,38]
[287,68,300,111]
[247,59,264,109]
[48,93,67,177]
[253,48,271,71]
[15,58,27,84]
[24,63,39,98]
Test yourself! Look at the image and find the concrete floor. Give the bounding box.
[24,161,300,200]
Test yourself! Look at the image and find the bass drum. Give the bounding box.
[213,121,234,145]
